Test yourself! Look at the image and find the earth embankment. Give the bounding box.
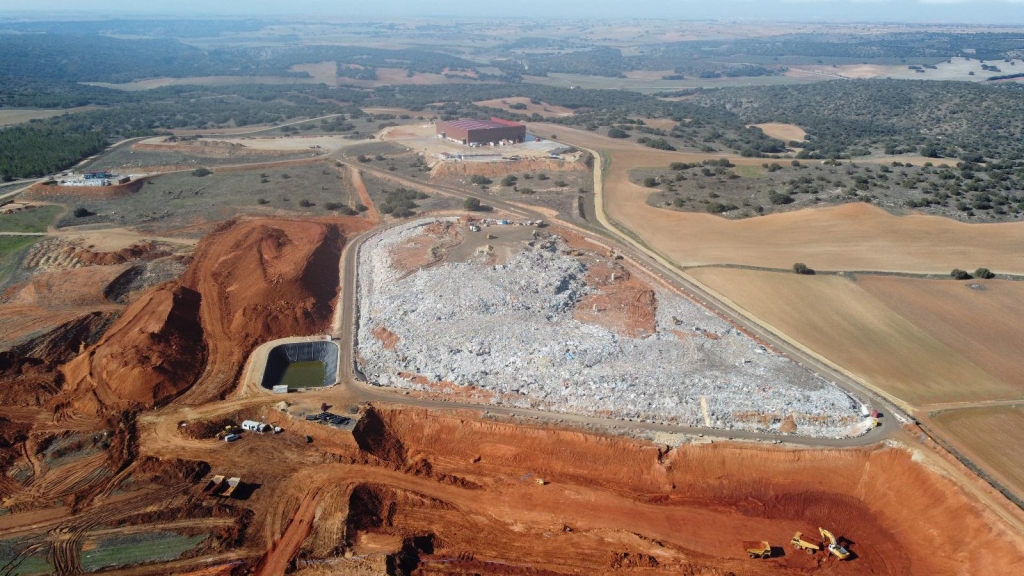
[58,283,206,413]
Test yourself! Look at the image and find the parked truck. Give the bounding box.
[791,532,821,554]
[222,477,242,497]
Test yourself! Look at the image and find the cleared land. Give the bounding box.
[474,97,574,117]
[523,72,819,93]
[751,122,806,142]
[0,107,100,126]
[687,267,1018,406]
[787,57,1024,83]
[540,123,1024,274]
[0,205,62,233]
[932,406,1024,499]
[858,277,1024,398]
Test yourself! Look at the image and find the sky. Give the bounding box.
[2,0,1024,24]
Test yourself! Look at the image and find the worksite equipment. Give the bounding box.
[222,477,241,497]
[202,475,225,496]
[819,528,851,560]
[791,532,821,554]
[743,541,772,559]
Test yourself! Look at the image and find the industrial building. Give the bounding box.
[436,117,526,146]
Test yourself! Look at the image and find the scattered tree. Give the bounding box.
[974,267,995,279]
[191,167,212,177]
[463,197,482,211]
[793,262,814,275]
[950,268,972,280]
[72,207,94,217]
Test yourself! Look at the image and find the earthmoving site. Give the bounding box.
[5,15,1024,576]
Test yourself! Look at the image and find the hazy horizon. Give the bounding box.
[3,0,1024,25]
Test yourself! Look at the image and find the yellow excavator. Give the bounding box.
[790,532,820,554]
[819,527,851,560]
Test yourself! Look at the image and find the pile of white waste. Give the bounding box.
[357,219,861,437]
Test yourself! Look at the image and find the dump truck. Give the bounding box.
[791,532,821,554]
[202,475,225,496]
[222,477,242,498]
[819,528,851,560]
[743,541,771,559]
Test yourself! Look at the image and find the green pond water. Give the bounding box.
[276,361,327,388]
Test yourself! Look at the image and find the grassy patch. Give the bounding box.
[0,205,62,233]
[0,235,38,286]
[0,538,53,576]
[733,165,764,178]
[79,531,206,573]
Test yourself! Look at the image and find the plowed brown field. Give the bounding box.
[536,124,1024,274]
[932,405,1024,499]
[687,267,1017,405]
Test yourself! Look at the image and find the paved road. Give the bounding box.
[324,159,898,448]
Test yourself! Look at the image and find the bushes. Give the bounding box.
[73,207,94,217]
[607,127,629,138]
[191,167,212,177]
[792,263,814,275]
[974,267,995,279]
[500,175,517,187]
[950,268,972,280]
[463,197,482,211]
[769,192,794,205]
[470,175,492,186]
[642,177,658,188]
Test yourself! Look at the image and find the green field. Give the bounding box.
[278,361,327,388]
[0,205,61,233]
[79,531,206,573]
[0,236,39,286]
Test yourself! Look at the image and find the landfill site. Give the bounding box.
[357,218,863,437]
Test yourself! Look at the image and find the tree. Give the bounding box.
[500,175,518,187]
[463,197,482,211]
[769,192,794,205]
[950,268,972,280]
[607,127,629,138]
[191,167,212,177]
[72,207,94,217]
[299,199,314,207]
[470,175,492,186]
[974,267,995,279]
[642,177,658,188]
[792,263,814,275]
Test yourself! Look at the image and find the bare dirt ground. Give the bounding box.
[687,267,1018,406]
[539,123,1024,274]
[751,123,806,142]
[474,97,575,118]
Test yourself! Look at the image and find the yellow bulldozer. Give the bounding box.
[819,527,851,560]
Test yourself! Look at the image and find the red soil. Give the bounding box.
[176,217,370,404]
[372,326,400,350]
[25,178,145,200]
[58,283,206,413]
[573,255,657,338]
[327,406,1024,575]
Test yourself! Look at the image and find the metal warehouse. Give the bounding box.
[436,117,526,146]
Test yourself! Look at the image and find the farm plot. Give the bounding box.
[0,205,62,233]
[932,406,1024,500]
[687,267,1018,406]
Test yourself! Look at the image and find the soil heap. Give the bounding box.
[58,283,205,413]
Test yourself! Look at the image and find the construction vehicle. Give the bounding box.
[819,528,851,560]
[202,475,225,496]
[486,233,497,240]
[791,532,821,554]
[743,541,772,559]
[222,477,242,498]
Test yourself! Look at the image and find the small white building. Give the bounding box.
[241,420,270,433]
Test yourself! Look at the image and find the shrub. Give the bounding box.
[470,175,492,186]
[73,207,94,217]
[553,180,567,187]
[537,173,549,181]
[256,198,269,205]
[974,267,995,279]
[324,202,342,210]
[463,197,482,211]
[191,167,212,177]
[298,199,314,207]
[642,177,658,188]
[950,268,972,280]
[518,187,535,194]
[357,154,370,163]
[607,127,629,138]
[793,263,814,275]
[355,203,368,212]
[500,175,518,187]
[769,192,794,205]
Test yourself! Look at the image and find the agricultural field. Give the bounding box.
[474,97,575,118]
[0,106,100,127]
[932,406,1024,499]
[687,267,1021,406]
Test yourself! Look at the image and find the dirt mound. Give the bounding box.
[431,157,586,180]
[352,407,407,465]
[71,242,170,267]
[25,178,145,200]
[574,260,657,338]
[58,283,206,413]
[177,217,368,403]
